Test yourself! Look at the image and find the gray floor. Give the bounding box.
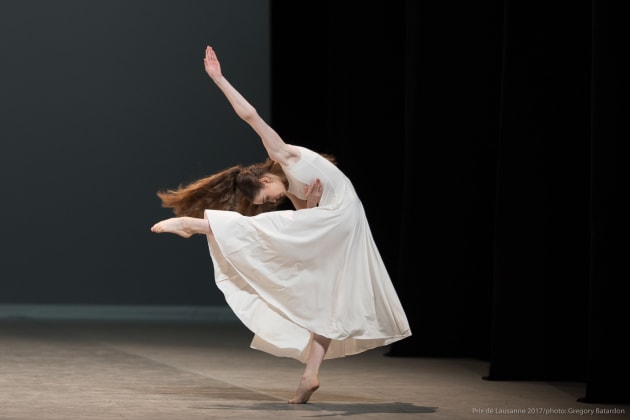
[1,317,628,420]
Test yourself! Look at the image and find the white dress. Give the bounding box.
[204,146,411,362]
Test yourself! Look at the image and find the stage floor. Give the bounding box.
[0,318,627,419]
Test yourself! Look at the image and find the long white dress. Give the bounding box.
[204,146,411,362]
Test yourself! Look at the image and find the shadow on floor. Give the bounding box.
[194,401,438,416]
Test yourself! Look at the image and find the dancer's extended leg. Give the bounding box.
[289,333,331,404]
[151,216,210,238]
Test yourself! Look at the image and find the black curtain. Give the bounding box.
[271,0,628,403]
[581,0,630,404]
[485,0,592,382]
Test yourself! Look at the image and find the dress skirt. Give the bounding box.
[204,146,411,362]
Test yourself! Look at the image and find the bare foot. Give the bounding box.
[151,217,193,238]
[288,375,320,404]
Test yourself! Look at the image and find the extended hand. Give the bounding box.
[204,46,222,79]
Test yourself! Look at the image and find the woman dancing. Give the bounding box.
[151,46,411,404]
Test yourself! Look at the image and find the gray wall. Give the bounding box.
[0,0,270,305]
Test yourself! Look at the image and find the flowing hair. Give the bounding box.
[157,159,287,217]
[157,153,337,218]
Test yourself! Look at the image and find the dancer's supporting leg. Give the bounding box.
[289,333,331,404]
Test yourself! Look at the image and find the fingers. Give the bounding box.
[312,179,322,194]
[304,179,323,196]
[205,45,216,61]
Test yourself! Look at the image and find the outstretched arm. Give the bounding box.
[204,46,299,166]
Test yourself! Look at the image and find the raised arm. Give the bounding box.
[204,46,299,166]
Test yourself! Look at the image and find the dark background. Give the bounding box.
[1,0,627,403]
[0,0,270,305]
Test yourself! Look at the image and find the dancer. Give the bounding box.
[151,46,411,404]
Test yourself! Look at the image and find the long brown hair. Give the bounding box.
[157,159,287,217]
